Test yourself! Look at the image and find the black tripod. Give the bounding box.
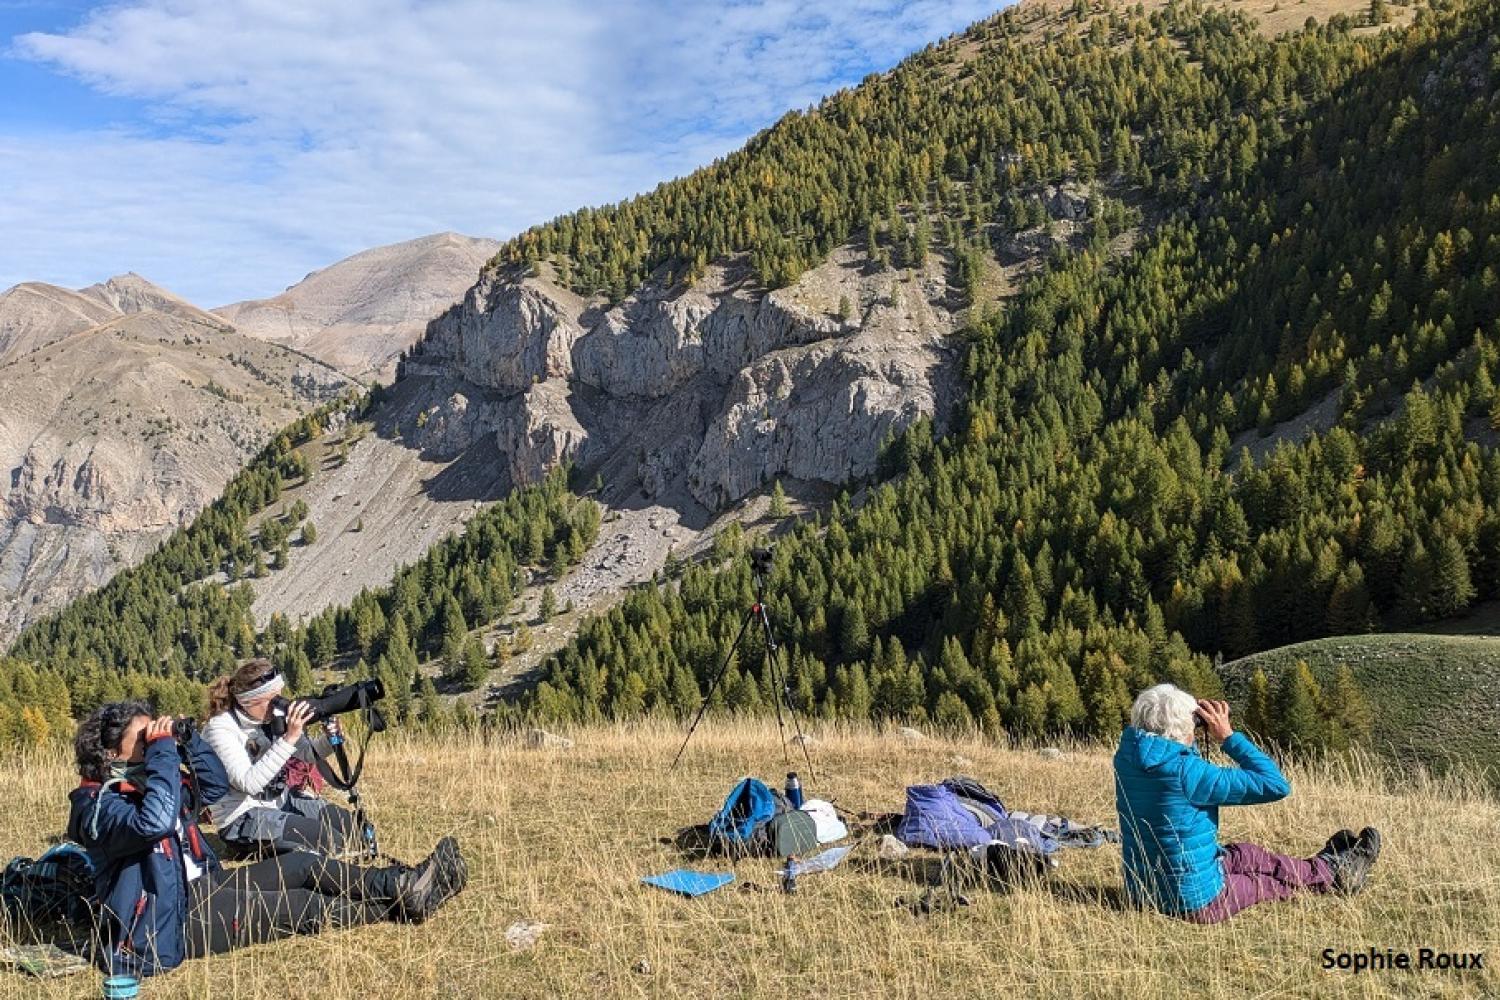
[669,548,815,780]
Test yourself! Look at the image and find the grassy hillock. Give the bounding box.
[3,723,1496,998]
[1220,633,1500,783]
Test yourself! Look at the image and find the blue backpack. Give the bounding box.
[702,778,818,858]
[708,778,780,851]
[1,841,96,930]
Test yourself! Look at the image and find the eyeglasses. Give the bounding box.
[247,667,280,687]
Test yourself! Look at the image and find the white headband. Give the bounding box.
[235,673,285,707]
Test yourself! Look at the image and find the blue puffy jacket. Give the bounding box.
[65,730,229,977]
[1113,727,1290,914]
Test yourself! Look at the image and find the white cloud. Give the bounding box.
[3,0,1001,305]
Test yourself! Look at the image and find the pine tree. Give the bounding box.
[769,479,790,519]
[19,706,49,747]
[462,636,490,689]
[843,663,873,719]
[283,649,313,694]
[440,596,467,669]
[839,603,870,661]
[1320,663,1373,752]
[933,691,972,730]
[1429,534,1476,619]
[1396,540,1437,623]
[417,675,446,729]
[1326,562,1373,634]
[667,663,701,718]
[300,522,317,545]
[1008,683,1048,736]
[1003,560,1044,640]
[1243,667,1273,740]
[305,615,336,666]
[538,586,559,623]
[1273,660,1326,751]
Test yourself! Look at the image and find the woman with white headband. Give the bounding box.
[201,657,356,856]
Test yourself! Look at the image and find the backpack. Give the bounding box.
[698,778,820,859]
[1,842,96,932]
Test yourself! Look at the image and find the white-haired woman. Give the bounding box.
[1113,683,1379,923]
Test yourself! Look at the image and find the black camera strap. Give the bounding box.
[312,693,386,793]
[309,690,387,860]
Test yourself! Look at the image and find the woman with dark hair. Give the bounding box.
[67,701,467,979]
[201,658,355,856]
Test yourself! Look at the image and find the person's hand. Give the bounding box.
[283,701,316,743]
[145,716,176,743]
[1195,699,1233,744]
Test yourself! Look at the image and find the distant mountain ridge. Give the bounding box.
[0,233,494,644]
[0,271,349,643]
[216,232,500,382]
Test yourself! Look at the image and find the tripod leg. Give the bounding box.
[767,646,791,768]
[757,604,816,781]
[669,607,757,773]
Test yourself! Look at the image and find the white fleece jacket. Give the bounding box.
[201,709,299,829]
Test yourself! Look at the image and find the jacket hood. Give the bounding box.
[1118,726,1194,773]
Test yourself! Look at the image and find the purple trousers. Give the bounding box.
[1184,842,1334,924]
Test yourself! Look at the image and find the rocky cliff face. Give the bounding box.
[404,246,961,513]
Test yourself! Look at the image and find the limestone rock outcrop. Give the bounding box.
[408,246,961,513]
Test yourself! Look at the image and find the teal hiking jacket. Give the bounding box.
[1113,727,1290,914]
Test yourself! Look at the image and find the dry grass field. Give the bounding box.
[2,721,1496,999]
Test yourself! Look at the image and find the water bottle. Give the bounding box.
[782,856,798,895]
[102,975,139,999]
[785,772,803,809]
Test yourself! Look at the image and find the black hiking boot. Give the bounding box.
[1326,826,1381,896]
[1316,829,1357,865]
[395,836,467,923]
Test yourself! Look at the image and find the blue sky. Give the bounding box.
[0,0,1002,306]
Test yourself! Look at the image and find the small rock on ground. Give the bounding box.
[505,920,548,951]
[878,834,910,860]
[525,728,574,750]
[896,726,926,743]
[1038,747,1064,760]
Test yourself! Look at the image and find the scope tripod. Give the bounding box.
[669,550,815,781]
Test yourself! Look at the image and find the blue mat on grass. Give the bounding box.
[641,869,735,897]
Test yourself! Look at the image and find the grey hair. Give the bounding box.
[1130,683,1198,745]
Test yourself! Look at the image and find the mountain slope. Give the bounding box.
[521,0,1500,753]
[0,281,118,364]
[0,278,350,644]
[216,232,499,382]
